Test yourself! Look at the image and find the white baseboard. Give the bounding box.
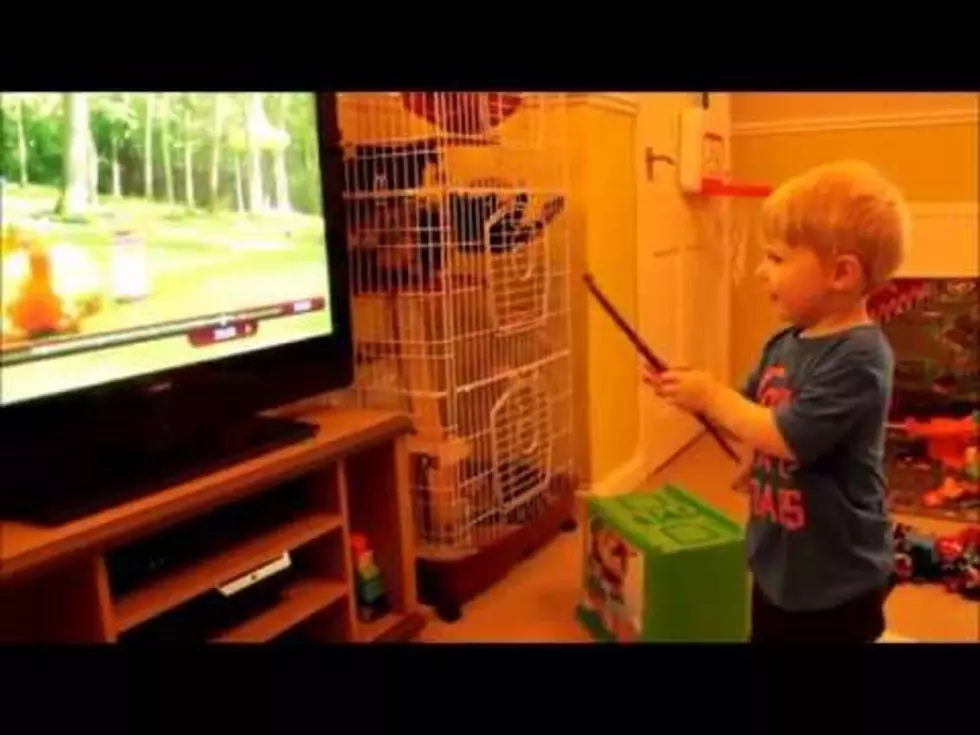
[579,453,655,498]
[566,93,639,117]
[878,632,919,643]
[579,429,711,499]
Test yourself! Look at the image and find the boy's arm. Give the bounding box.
[705,353,781,458]
[701,389,796,460]
[736,328,789,402]
[701,347,888,465]
[717,362,763,446]
[707,328,785,461]
[725,373,759,489]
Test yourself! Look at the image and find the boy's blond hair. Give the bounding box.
[759,160,910,292]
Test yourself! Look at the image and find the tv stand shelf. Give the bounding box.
[0,408,426,644]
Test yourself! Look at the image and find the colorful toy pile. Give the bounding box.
[897,412,980,511]
[877,277,980,523]
[867,278,932,323]
[892,522,980,600]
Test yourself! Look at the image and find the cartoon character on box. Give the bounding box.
[583,517,642,641]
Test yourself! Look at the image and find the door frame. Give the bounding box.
[634,93,734,475]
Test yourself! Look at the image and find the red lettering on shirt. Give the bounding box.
[748,363,807,532]
[750,479,807,531]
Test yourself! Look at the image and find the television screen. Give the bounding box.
[1,92,333,407]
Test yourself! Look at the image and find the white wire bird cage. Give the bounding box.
[336,92,576,619]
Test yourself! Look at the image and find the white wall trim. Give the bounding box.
[580,453,654,498]
[567,93,639,117]
[581,429,710,498]
[878,632,919,643]
[732,108,978,137]
[899,200,979,278]
[908,201,980,218]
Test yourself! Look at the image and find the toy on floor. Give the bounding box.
[578,485,748,642]
[892,522,980,600]
[351,533,391,622]
[890,413,980,513]
[902,413,979,468]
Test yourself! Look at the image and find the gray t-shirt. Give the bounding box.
[741,324,894,612]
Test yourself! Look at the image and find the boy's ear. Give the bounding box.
[831,253,865,291]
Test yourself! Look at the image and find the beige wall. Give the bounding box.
[728,92,979,384]
[566,95,640,486]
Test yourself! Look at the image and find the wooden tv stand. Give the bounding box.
[0,408,426,644]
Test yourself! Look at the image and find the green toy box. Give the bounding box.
[577,484,749,642]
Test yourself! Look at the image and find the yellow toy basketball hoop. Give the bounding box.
[675,111,773,285]
[694,193,769,287]
[692,177,772,286]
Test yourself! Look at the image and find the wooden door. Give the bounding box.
[634,93,733,473]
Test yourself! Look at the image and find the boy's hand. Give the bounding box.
[731,460,754,493]
[643,365,719,414]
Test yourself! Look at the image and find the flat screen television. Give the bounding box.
[0,91,353,525]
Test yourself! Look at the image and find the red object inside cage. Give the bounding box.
[401,92,523,136]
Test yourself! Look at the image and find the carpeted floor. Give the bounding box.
[418,435,978,644]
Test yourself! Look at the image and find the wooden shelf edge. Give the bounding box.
[0,407,421,645]
[0,409,413,586]
[357,610,427,643]
[114,512,344,633]
[211,578,348,644]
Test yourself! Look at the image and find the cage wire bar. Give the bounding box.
[336,92,575,560]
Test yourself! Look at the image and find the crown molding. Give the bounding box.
[566,93,639,117]
[908,201,979,217]
[732,108,978,137]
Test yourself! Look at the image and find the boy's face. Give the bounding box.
[755,239,835,325]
